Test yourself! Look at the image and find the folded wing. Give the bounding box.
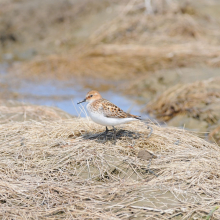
[98,99,140,119]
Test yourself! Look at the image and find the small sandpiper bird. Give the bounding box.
[77,90,141,141]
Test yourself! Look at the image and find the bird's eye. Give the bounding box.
[90,95,93,97]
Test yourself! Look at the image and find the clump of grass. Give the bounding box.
[0,100,72,123]
[0,117,220,219]
[147,77,220,122]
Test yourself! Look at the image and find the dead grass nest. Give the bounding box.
[0,100,72,123]
[147,77,220,123]
[0,117,220,219]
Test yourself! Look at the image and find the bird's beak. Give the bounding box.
[77,98,86,104]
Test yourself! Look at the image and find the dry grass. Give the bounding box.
[0,0,117,54]
[16,42,220,81]
[0,117,220,219]
[147,77,220,123]
[0,100,73,123]
[209,125,220,146]
[10,0,220,80]
[147,77,220,145]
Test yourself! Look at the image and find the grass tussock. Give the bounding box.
[0,118,220,219]
[147,77,220,123]
[0,101,72,123]
[147,77,220,144]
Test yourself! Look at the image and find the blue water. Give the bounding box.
[0,63,147,117]
[15,80,146,117]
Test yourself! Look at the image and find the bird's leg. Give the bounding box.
[112,126,116,141]
[104,126,109,140]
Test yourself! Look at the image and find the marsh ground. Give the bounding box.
[0,0,220,219]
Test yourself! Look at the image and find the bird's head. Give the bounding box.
[77,90,102,104]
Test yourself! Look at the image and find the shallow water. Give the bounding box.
[0,63,147,118]
[15,79,147,117]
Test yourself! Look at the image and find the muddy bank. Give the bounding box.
[0,118,220,219]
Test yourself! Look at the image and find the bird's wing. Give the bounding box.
[97,99,140,119]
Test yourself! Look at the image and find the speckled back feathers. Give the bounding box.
[88,98,139,119]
